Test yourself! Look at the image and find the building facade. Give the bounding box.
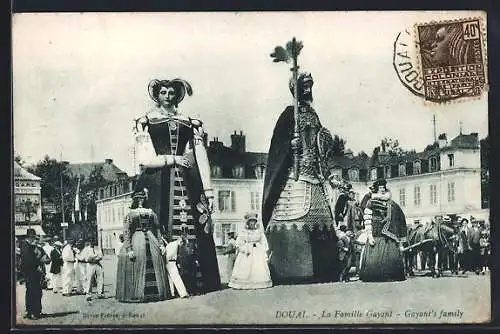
[14,162,44,236]
[96,130,487,252]
[330,132,487,226]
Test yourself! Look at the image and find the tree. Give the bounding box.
[14,154,25,167]
[26,155,77,236]
[332,135,346,157]
[380,137,404,156]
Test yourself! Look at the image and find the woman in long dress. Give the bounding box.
[229,213,272,290]
[133,78,221,295]
[359,179,407,282]
[115,189,170,302]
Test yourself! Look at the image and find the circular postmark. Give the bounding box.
[393,28,425,98]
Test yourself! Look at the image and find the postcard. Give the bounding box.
[12,11,490,326]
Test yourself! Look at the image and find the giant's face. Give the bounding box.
[158,86,176,108]
[299,81,313,103]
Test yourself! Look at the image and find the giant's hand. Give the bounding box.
[207,197,214,213]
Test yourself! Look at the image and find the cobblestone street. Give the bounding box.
[15,255,490,326]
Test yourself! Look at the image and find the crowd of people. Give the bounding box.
[17,229,105,320]
[17,73,490,319]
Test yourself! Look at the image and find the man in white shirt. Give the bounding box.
[61,240,76,296]
[164,235,189,298]
[42,238,54,290]
[114,234,124,256]
[81,240,104,301]
[73,239,87,295]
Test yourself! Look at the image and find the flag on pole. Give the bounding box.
[74,177,81,223]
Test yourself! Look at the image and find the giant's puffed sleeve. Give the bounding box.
[191,118,213,200]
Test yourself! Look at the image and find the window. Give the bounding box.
[99,189,104,199]
[348,168,359,182]
[370,168,377,181]
[448,154,455,167]
[214,223,223,240]
[218,190,236,212]
[430,184,437,205]
[399,164,406,177]
[250,192,261,211]
[384,166,391,179]
[448,182,455,202]
[254,165,265,179]
[232,165,245,179]
[221,223,233,245]
[211,166,223,178]
[430,157,438,172]
[413,161,421,175]
[399,188,406,207]
[414,186,421,206]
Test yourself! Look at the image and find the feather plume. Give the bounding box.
[270,46,289,63]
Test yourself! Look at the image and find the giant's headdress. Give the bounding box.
[148,78,193,106]
[289,72,314,97]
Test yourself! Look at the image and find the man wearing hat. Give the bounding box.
[61,239,76,296]
[468,219,482,274]
[50,240,64,293]
[223,231,238,281]
[19,228,50,320]
[334,183,352,227]
[81,239,104,300]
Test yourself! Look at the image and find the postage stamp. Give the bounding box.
[415,18,487,103]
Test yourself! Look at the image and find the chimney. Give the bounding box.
[438,133,447,149]
[209,137,224,150]
[105,159,113,164]
[231,130,246,153]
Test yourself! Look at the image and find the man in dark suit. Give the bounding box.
[468,219,482,275]
[50,241,64,293]
[20,229,50,320]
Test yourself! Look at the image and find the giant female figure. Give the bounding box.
[133,78,221,295]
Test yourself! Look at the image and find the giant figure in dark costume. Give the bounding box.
[132,78,221,295]
[359,179,407,282]
[262,72,342,284]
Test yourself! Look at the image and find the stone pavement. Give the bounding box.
[14,255,491,326]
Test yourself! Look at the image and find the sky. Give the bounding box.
[12,11,488,176]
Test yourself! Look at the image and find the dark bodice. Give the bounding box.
[368,199,389,237]
[297,107,321,178]
[147,116,194,156]
[128,207,160,235]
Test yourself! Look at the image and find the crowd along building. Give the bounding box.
[95,129,487,253]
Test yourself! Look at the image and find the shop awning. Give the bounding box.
[15,225,46,236]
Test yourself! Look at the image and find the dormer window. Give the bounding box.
[254,165,266,179]
[370,168,377,181]
[232,165,245,179]
[211,165,223,178]
[448,154,455,167]
[413,161,421,175]
[399,163,406,177]
[430,157,438,172]
[348,168,359,182]
[384,165,391,178]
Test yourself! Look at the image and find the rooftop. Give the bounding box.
[13,162,41,181]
